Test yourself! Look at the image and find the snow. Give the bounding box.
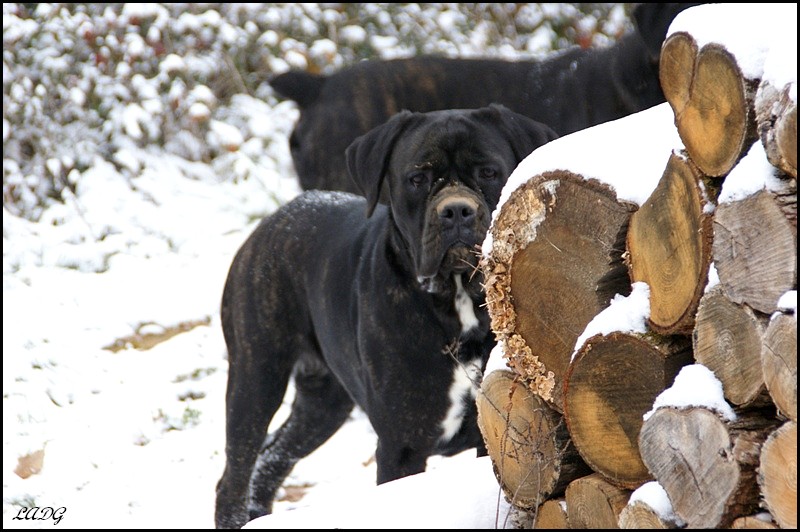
[776,290,797,317]
[628,481,685,527]
[246,455,519,530]
[717,142,786,204]
[643,364,737,422]
[667,3,796,80]
[483,102,683,256]
[571,282,651,361]
[502,102,683,209]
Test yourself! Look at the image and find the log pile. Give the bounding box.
[477,4,796,528]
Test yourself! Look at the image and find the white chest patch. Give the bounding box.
[454,274,479,333]
[439,357,482,443]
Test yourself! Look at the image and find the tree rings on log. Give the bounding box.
[476,370,590,510]
[693,286,769,407]
[758,420,797,529]
[482,171,636,409]
[713,187,797,315]
[639,407,778,528]
[761,311,798,421]
[565,331,692,489]
[627,151,715,334]
[756,80,797,178]
[564,472,630,529]
[660,32,759,177]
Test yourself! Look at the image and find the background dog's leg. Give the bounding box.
[248,358,354,520]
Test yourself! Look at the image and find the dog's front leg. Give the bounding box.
[375,438,430,485]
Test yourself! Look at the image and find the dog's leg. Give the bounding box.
[214,343,294,529]
[374,439,430,485]
[248,355,355,520]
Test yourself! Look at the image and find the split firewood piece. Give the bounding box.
[565,331,692,489]
[476,369,591,511]
[659,31,758,177]
[758,420,797,529]
[618,481,684,529]
[730,514,779,529]
[760,298,797,422]
[565,472,630,529]
[483,172,636,410]
[713,150,796,314]
[756,80,797,178]
[626,151,716,334]
[532,498,569,529]
[693,285,770,407]
[639,406,779,528]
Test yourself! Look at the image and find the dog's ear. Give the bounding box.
[477,104,558,162]
[269,71,326,108]
[633,3,702,60]
[346,111,416,217]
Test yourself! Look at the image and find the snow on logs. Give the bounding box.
[477,4,796,529]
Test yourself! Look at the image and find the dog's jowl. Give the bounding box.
[214,105,557,528]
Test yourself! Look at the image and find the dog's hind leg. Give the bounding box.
[215,342,294,529]
[247,354,355,520]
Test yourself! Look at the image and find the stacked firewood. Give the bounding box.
[476,4,796,529]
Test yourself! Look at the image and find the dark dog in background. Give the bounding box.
[270,3,700,195]
[214,105,557,528]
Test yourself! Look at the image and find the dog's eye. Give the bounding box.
[408,171,429,188]
[479,167,499,180]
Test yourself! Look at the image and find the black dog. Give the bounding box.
[214,105,557,528]
[270,3,699,195]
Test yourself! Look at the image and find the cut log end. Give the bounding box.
[484,171,635,410]
[761,312,798,422]
[476,370,589,510]
[565,332,692,489]
[660,32,756,177]
[627,152,713,334]
[758,421,797,529]
[565,472,630,529]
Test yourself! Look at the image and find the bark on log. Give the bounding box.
[758,420,797,529]
[756,79,798,178]
[659,32,759,177]
[533,498,570,529]
[618,500,677,529]
[730,515,779,529]
[713,185,797,314]
[482,171,636,410]
[761,311,798,422]
[639,406,780,528]
[476,369,591,511]
[564,332,692,489]
[626,151,715,334]
[564,472,630,529]
[693,285,770,407]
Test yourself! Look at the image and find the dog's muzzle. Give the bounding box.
[418,185,489,290]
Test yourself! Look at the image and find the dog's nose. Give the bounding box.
[439,201,476,229]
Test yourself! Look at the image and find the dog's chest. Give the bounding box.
[439,356,482,443]
[453,274,479,333]
[438,274,482,442]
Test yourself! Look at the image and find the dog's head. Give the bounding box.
[270,70,366,194]
[346,104,557,293]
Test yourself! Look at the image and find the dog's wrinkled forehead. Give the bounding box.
[391,114,494,176]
